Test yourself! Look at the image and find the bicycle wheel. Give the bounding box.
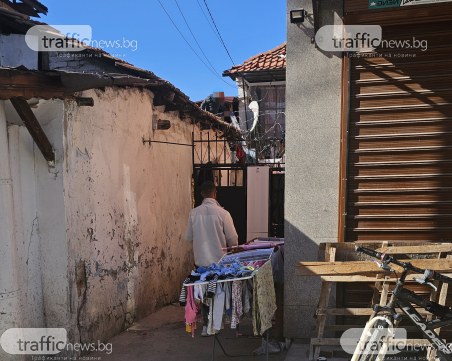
[352,317,393,361]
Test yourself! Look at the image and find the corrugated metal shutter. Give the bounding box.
[344,0,452,26]
[345,21,452,242]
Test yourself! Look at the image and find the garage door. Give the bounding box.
[345,21,452,242]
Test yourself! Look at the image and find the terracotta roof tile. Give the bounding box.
[223,43,286,77]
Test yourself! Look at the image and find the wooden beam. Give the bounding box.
[152,90,175,107]
[10,97,55,165]
[316,307,432,316]
[0,68,65,100]
[376,244,452,255]
[298,259,452,276]
[324,324,419,332]
[310,338,432,346]
[321,273,452,283]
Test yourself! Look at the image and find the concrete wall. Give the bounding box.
[284,0,343,338]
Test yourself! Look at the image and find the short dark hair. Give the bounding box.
[201,181,216,198]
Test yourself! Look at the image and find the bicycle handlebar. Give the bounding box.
[355,246,452,285]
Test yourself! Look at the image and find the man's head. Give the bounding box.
[201,181,216,199]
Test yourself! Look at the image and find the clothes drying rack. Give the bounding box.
[182,248,275,361]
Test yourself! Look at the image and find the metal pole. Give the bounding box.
[208,132,211,163]
[200,131,203,164]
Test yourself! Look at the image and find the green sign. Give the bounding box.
[369,0,452,9]
[369,0,400,8]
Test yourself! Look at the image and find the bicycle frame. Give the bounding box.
[352,247,452,361]
[351,316,395,361]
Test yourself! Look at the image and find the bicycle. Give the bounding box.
[351,246,452,361]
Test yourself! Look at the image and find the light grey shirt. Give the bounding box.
[185,198,238,267]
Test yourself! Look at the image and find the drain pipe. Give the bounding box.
[0,100,21,359]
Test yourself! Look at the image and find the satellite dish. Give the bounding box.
[248,101,259,132]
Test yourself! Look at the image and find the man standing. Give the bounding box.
[185,181,238,336]
[185,181,238,267]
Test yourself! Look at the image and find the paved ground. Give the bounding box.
[89,303,289,361]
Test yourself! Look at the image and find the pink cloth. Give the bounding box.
[185,286,199,324]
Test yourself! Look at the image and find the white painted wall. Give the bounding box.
[0,99,67,361]
[0,101,22,361]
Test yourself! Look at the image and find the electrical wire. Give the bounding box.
[196,0,223,45]
[156,0,234,88]
[173,0,219,76]
[202,0,235,65]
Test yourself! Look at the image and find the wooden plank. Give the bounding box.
[371,242,389,310]
[321,273,452,283]
[311,282,332,360]
[298,259,452,276]
[377,244,452,254]
[10,97,55,165]
[324,324,419,332]
[435,254,450,336]
[0,69,65,100]
[311,338,432,346]
[310,338,341,346]
[317,308,432,316]
[310,244,336,361]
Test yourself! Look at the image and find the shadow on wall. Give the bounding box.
[283,221,336,339]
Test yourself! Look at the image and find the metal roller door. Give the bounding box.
[344,21,452,242]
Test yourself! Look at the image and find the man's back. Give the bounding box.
[185,198,238,267]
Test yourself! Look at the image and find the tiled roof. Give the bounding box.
[223,43,286,78]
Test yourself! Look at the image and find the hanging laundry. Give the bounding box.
[207,298,215,335]
[212,284,226,332]
[207,274,219,298]
[184,286,199,337]
[252,261,276,335]
[179,277,190,306]
[194,284,206,303]
[242,279,253,315]
[231,281,243,329]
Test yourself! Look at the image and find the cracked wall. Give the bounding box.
[63,87,216,346]
[1,87,227,358]
[1,99,68,361]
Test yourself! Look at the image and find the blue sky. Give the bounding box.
[41,1,286,101]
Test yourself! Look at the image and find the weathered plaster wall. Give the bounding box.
[8,99,68,332]
[1,82,228,354]
[1,99,69,361]
[285,0,343,338]
[0,101,22,361]
[63,87,204,345]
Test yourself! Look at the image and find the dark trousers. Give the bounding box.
[201,303,209,326]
